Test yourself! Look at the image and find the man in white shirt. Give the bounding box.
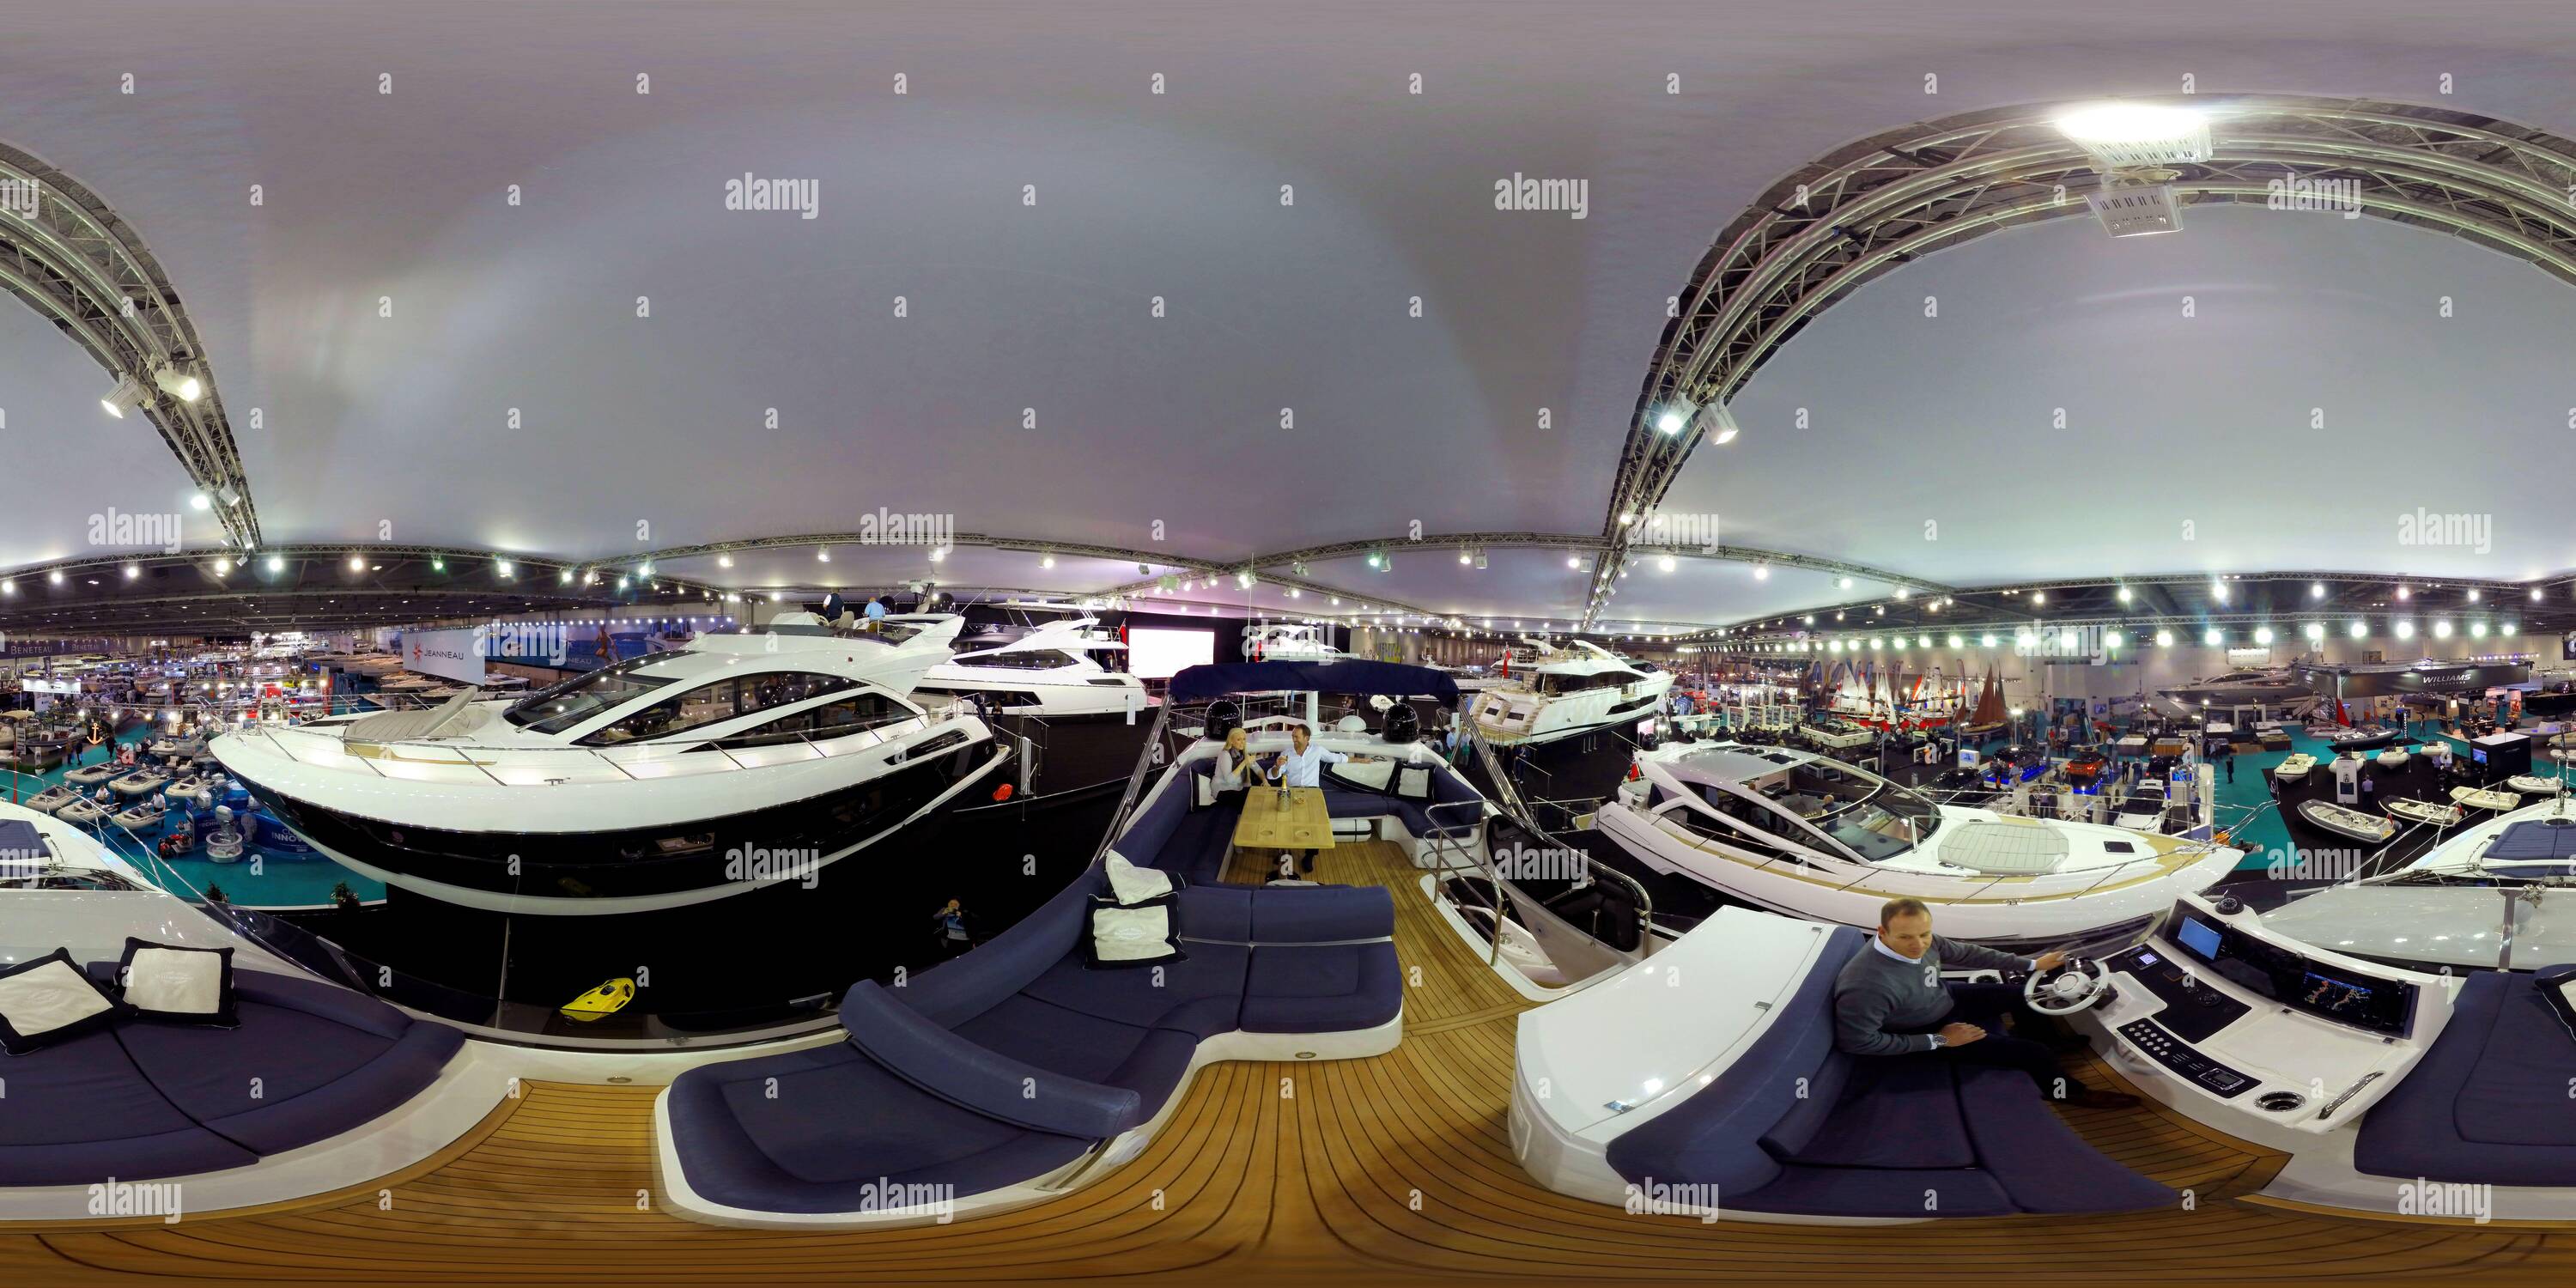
[1263,724,1354,872]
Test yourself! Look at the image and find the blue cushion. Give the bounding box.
[843,981,1140,1140]
[1756,1049,1851,1162]
[1018,944,1249,1037]
[896,872,1103,1028]
[666,1043,1093,1208]
[1785,1058,1974,1170]
[2359,971,2576,1185]
[1956,1066,2177,1213]
[1239,943,1400,1033]
[113,971,464,1157]
[0,1028,257,1185]
[1107,782,1194,871]
[1248,884,1394,943]
[1176,884,1254,942]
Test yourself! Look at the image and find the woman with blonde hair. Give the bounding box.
[1212,726,1255,793]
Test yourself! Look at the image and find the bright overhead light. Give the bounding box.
[1980,633,1996,647]
[928,547,947,563]
[2310,582,2324,598]
[1656,555,1675,572]
[2202,629,2222,647]
[124,563,139,580]
[152,365,203,403]
[2303,623,2324,641]
[1655,405,1688,435]
[817,549,832,562]
[2433,620,2454,639]
[266,555,284,574]
[2395,620,2416,640]
[1753,564,1768,580]
[189,492,211,511]
[1566,555,1582,568]
[1041,554,1055,568]
[2396,585,2410,600]
[496,560,513,577]
[2253,626,2274,645]
[2467,588,2482,602]
[348,556,364,572]
[2470,622,2488,638]
[2054,102,2211,163]
[2105,630,2123,648]
[212,558,229,575]
[2210,580,2227,604]
[2348,620,2367,639]
[1837,577,1852,590]
[1947,634,1962,647]
[2116,586,2132,604]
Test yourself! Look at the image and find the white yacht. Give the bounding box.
[207,613,1009,914]
[908,612,1145,720]
[1464,638,1674,746]
[1243,622,1356,663]
[1595,740,2239,949]
[906,610,1154,809]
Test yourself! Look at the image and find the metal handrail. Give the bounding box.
[1464,724,1656,955]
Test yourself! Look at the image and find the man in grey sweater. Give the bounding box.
[1832,896,2139,1109]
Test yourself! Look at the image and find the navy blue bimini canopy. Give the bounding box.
[2487,818,2576,861]
[1167,660,1459,705]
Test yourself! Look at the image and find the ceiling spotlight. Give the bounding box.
[2054,101,2211,165]
[2202,628,2222,647]
[2395,620,2416,640]
[2303,623,2324,641]
[496,560,514,577]
[2433,620,2454,639]
[2309,582,2324,599]
[1838,577,1853,590]
[2254,627,2274,645]
[152,365,203,403]
[2467,588,2482,603]
[1458,549,1472,565]
[431,557,446,573]
[1041,554,1055,568]
[1754,564,1769,580]
[99,374,149,418]
[2210,580,2227,604]
[213,558,229,575]
[817,549,832,562]
[124,563,139,580]
[2348,620,2366,639]
[2105,630,2123,648]
[928,547,947,563]
[1654,397,1694,435]
[2116,586,2132,604]
[189,492,211,511]
[2160,629,2181,647]
[2470,622,2489,639]
[1980,633,1997,647]
[716,554,734,569]
[1657,555,1676,572]
[2396,585,2410,600]
[348,556,364,572]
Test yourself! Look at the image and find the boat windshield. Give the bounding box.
[1759,758,1942,861]
[502,654,683,733]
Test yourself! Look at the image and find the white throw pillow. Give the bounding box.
[1104,852,1176,906]
[1396,765,1433,799]
[0,955,115,1054]
[125,947,225,1017]
[1089,903,1179,963]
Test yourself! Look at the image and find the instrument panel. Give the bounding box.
[2160,905,2416,1037]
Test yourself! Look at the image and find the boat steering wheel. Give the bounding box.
[2021,957,2112,1016]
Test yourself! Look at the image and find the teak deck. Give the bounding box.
[9,841,2576,1285]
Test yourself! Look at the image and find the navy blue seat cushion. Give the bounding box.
[844,982,1140,1139]
[1176,884,1254,943]
[1783,1058,1974,1170]
[0,1027,258,1185]
[1248,884,1394,944]
[112,969,464,1157]
[1018,943,1249,1038]
[1732,1163,2016,1218]
[2359,971,2576,1185]
[1239,943,1400,1033]
[1956,1066,2177,1214]
[665,1042,1093,1208]
[896,872,1103,1028]
[1756,1048,1851,1162]
[1108,781,1194,871]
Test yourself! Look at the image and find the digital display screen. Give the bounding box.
[2301,973,2376,1016]
[2474,747,2489,763]
[2176,916,2223,961]
[2135,951,2160,968]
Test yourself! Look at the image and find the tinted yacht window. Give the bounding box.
[502,654,681,733]
[580,671,860,745]
[709,692,908,747]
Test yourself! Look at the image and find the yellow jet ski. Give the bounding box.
[559,977,636,1022]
